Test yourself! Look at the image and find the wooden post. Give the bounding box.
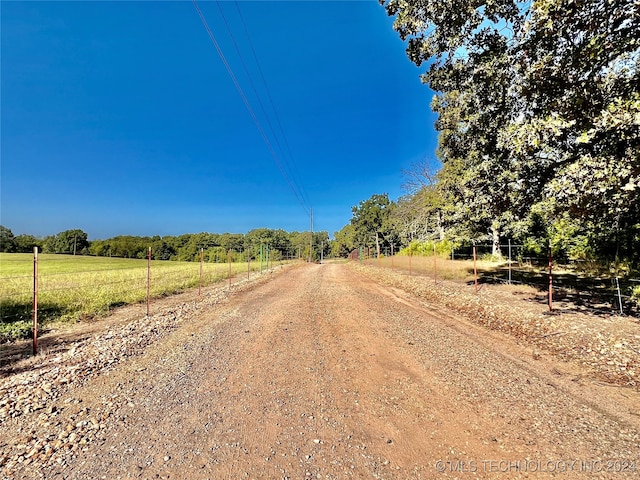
[228,250,232,289]
[147,246,151,317]
[247,248,250,280]
[32,247,38,356]
[473,245,478,294]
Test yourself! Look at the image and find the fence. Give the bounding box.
[354,244,640,318]
[0,245,297,353]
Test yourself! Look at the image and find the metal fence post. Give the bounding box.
[615,277,624,315]
[391,243,394,268]
[199,248,204,296]
[548,241,553,311]
[32,247,38,356]
[508,239,512,285]
[433,242,437,285]
[409,251,412,276]
[473,245,478,294]
[147,246,151,317]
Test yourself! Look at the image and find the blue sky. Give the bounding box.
[1,1,437,240]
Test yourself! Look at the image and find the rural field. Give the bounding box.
[1,262,639,479]
[0,253,278,342]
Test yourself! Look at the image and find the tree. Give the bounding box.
[394,159,450,245]
[13,234,43,253]
[44,229,90,254]
[331,224,355,258]
[381,0,639,263]
[350,194,396,256]
[0,226,15,252]
[245,228,292,259]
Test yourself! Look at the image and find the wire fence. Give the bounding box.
[0,246,300,350]
[353,244,640,318]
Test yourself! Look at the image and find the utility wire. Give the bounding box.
[192,0,310,215]
[233,1,311,209]
[215,2,303,209]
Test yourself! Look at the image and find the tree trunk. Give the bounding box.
[491,224,501,258]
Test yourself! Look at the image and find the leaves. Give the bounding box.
[379,0,639,264]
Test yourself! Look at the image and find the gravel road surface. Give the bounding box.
[2,263,639,479]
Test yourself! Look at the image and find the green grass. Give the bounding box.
[0,253,272,341]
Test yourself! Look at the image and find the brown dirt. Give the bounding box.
[2,263,640,479]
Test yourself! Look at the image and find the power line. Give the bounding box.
[233,1,311,209]
[192,0,310,215]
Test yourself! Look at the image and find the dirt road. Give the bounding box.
[3,263,640,479]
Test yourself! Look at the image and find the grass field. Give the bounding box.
[0,253,277,341]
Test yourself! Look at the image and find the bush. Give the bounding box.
[399,240,455,258]
[632,286,640,309]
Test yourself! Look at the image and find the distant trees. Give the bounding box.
[0,226,15,252]
[332,224,355,258]
[44,230,90,255]
[350,194,398,256]
[0,227,334,262]
[0,226,45,253]
[14,234,43,253]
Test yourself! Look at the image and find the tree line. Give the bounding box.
[331,0,638,268]
[0,226,331,262]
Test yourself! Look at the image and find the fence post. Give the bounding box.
[548,241,553,311]
[247,248,250,280]
[199,248,204,296]
[32,247,38,356]
[615,277,624,315]
[409,251,412,276]
[391,243,394,268]
[147,246,151,317]
[228,250,232,289]
[260,244,263,273]
[473,245,478,294]
[433,242,437,285]
[508,239,512,285]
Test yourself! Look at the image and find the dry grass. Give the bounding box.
[360,255,497,282]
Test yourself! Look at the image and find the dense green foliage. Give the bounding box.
[0,226,330,263]
[363,0,639,266]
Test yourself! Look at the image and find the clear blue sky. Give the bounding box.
[1,0,437,240]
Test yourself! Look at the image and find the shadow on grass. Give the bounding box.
[470,264,639,318]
